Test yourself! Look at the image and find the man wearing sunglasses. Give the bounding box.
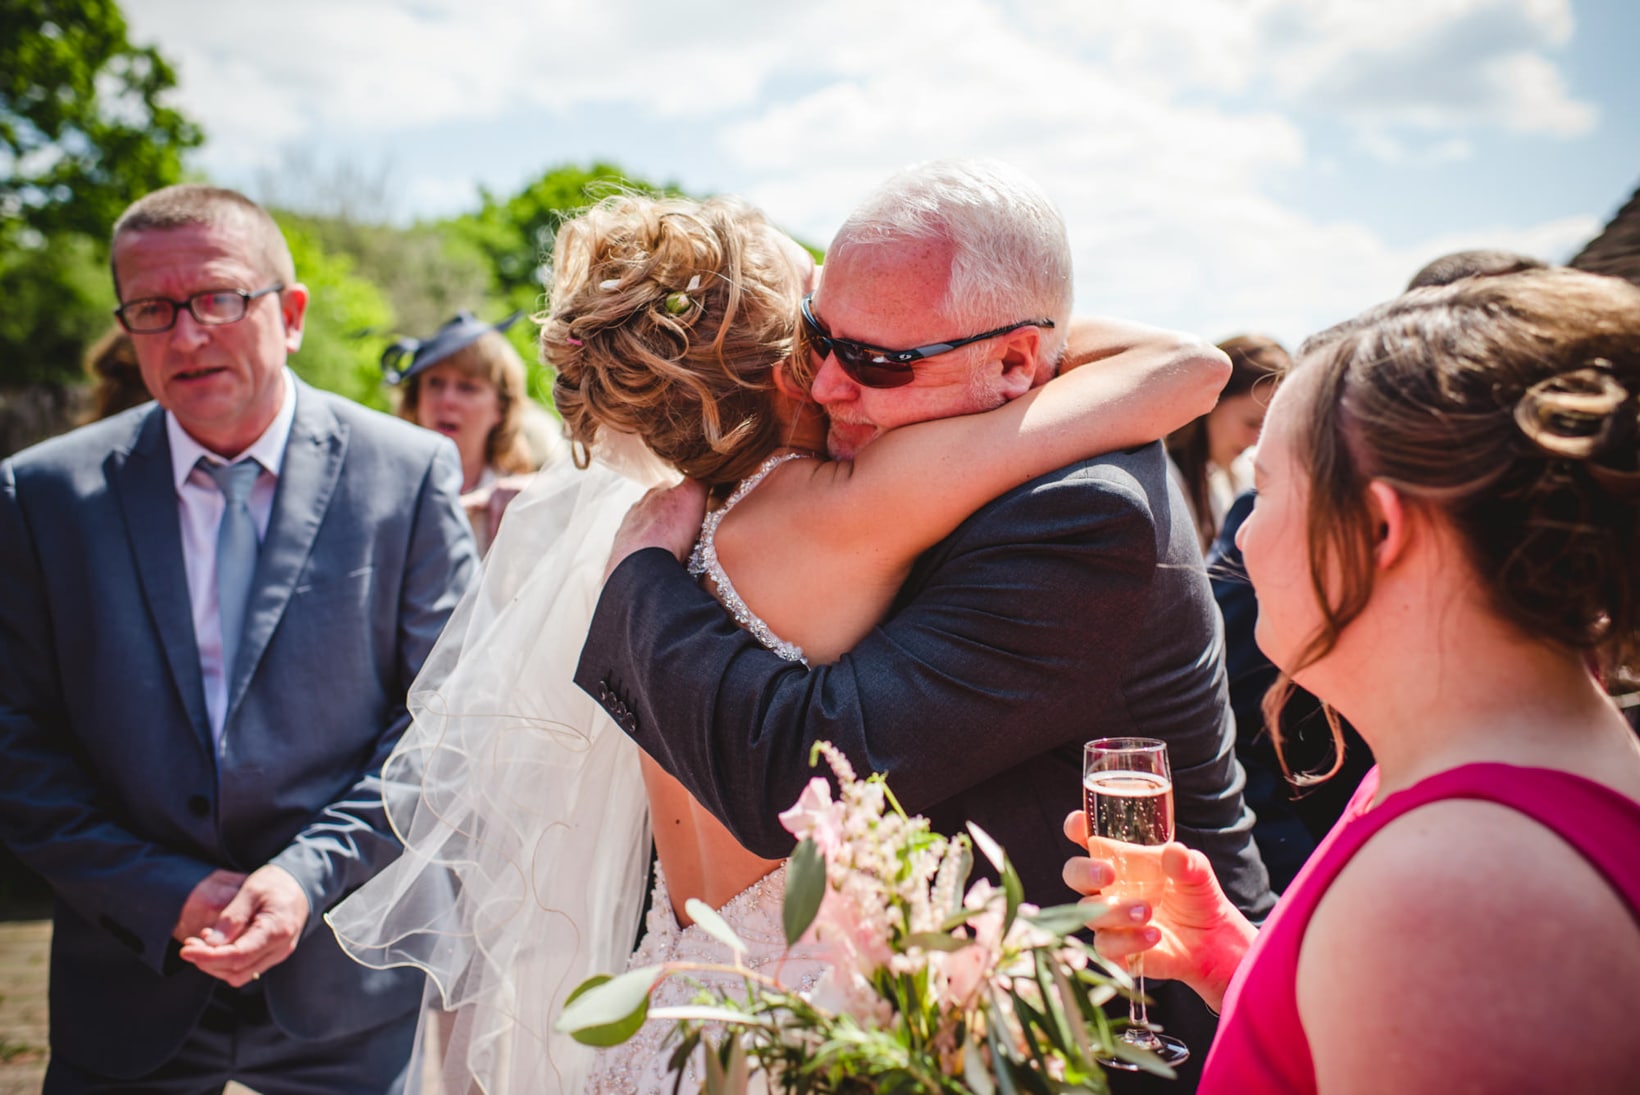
[0,185,477,1093]
[578,160,1272,1092]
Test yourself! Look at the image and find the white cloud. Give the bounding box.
[119,0,1615,348]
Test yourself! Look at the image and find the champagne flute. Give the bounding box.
[1083,736,1190,1068]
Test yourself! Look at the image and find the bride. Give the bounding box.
[329,190,1229,1093]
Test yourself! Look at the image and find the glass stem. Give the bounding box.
[1127,953,1157,1044]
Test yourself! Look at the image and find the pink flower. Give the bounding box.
[778,777,845,856]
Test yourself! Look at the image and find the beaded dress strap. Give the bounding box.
[687,452,813,666]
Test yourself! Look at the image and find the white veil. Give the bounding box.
[327,441,675,1094]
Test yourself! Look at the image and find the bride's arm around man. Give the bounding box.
[576,159,1274,1092]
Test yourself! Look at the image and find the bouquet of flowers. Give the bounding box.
[558,743,1171,1093]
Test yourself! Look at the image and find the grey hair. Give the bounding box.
[830,159,1072,369]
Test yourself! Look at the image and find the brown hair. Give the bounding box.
[1167,333,1290,549]
[396,330,535,475]
[542,194,802,488]
[111,185,295,294]
[1268,268,1640,782]
[80,326,151,423]
[1405,248,1548,291]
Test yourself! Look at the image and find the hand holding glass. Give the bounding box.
[1083,736,1190,1068]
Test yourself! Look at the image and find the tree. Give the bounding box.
[443,162,685,401]
[1,0,202,388]
[278,216,397,414]
[1,0,202,243]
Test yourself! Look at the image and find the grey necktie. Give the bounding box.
[203,459,261,681]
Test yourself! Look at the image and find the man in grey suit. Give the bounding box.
[0,185,478,1092]
[576,160,1273,1091]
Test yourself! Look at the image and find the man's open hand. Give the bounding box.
[177,864,310,987]
[173,869,247,944]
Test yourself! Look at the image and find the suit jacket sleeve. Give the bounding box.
[0,459,220,968]
[575,460,1262,913]
[267,440,477,929]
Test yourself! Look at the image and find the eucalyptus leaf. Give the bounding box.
[649,1006,779,1027]
[555,965,659,1045]
[703,1040,726,1095]
[784,837,826,945]
[968,821,1006,872]
[685,898,748,955]
[1027,901,1108,936]
[964,1027,998,1095]
[903,930,974,953]
[725,1035,750,1094]
[985,994,1022,1095]
[940,906,985,932]
[1002,858,1024,933]
[1050,962,1095,1062]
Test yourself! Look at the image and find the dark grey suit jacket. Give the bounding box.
[0,381,477,1078]
[576,443,1274,1090]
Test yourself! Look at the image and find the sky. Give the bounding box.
[123,0,1639,349]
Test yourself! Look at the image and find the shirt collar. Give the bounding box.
[167,368,299,490]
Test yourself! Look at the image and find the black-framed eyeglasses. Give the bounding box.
[800,292,1055,390]
[114,285,285,334]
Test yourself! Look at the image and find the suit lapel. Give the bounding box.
[112,408,213,752]
[224,383,347,722]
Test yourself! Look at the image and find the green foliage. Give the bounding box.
[1,0,202,244]
[276,211,498,340]
[560,748,1151,1093]
[0,230,116,386]
[441,161,686,405]
[279,216,396,411]
[0,0,200,387]
[448,161,675,304]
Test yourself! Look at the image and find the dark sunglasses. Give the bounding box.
[799,293,1055,389]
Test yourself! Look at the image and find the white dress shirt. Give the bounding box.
[166,370,298,746]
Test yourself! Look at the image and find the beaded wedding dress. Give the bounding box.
[328,449,826,1094]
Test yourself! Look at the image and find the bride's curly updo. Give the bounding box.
[542,194,804,488]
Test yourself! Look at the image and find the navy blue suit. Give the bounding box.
[577,443,1274,1092]
[0,382,477,1083]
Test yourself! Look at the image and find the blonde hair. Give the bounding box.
[396,330,535,475]
[542,194,803,488]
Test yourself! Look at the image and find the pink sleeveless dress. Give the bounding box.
[1199,763,1640,1094]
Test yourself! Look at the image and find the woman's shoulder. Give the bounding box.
[1297,785,1640,1092]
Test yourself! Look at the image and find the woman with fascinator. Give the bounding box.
[331,190,1233,1092]
[385,311,564,553]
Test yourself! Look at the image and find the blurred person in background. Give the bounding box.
[1167,334,1289,551]
[385,311,561,553]
[80,326,152,422]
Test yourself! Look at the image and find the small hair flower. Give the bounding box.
[664,274,703,315]
[598,278,622,291]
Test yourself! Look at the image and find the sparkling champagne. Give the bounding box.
[1083,769,1175,900]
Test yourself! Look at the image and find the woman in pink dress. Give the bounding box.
[1066,266,1640,1093]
